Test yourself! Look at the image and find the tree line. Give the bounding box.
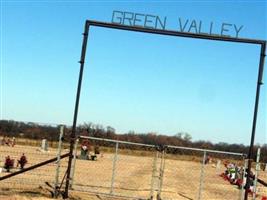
[0,120,266,162]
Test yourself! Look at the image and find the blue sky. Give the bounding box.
[1,1,266,145]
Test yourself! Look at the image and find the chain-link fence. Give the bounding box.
[0,126,68,194]
[254,161,267,200]
[249,148,267,200]
[70,136,157,199]
[70,137,267,200]
[1,132,266,200]
[158,145,246,200]
[69,138,267,200]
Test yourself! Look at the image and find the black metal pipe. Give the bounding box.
[244,42,266,200]
[87,20,265,45]
[63,21,90,198]
[0,153,69,181]
[65,20,266,200]
[257,178,267,187]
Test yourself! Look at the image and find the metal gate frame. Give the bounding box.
[65,19,266,200]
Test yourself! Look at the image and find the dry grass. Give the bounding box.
[0,143,266,200]
[0,188,120,200]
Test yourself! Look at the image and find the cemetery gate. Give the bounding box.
[66,20,266,200]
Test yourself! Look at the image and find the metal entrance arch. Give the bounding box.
[65,20,266,199]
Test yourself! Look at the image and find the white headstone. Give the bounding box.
[216,160,221,170]
[41,139,48,151]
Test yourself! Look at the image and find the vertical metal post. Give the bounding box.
[64,21,90,198]
[160,150,166,195]
[252,148,261,200]
[150,151,158,200]
[54,125,64,198]
[70,138,79,189]
[110,142,119,194]
[157,150,163,198]
[245,42,266,200]
[240,159,248,200]
[157,149,166,200]
[198,151,206,200]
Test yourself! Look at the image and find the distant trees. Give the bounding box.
[0,120,266,162]
[77,122,116,139]
[175,132,192,142]
[0,120,58,140]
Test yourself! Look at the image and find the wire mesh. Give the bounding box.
[112,143,155,198]
[250,160,267,200]
[71,140,116,194]
[0,132,68,192]
[159,146,246,200]
[71,136,156,199]
[1,134,266,200]
[201,151,245,200]
[160,147,204,200]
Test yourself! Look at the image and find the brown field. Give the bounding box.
[0,143,266,200]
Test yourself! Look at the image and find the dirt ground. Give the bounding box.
[0,144,266,200]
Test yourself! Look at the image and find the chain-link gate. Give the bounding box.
[157,145,246,200]
[70,136,158,199]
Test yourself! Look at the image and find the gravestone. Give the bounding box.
[41,139,48,151]
[80,145,89,160]
[216,160,221,170]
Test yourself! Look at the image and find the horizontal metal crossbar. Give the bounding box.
[79,136,245,156]
[87,20,266,45]
[79,136,156,148]
[167,145,245,156]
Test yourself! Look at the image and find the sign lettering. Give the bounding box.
[111,10,244,38]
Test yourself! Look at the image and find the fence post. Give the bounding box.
[240,159,248,200]
[70,138,79,189]
[110,142,119,194]
[197,151,206,200]
[252,148,261,200]
[157,148,166,200]
[54,125,64,198]
[150,151,158,200]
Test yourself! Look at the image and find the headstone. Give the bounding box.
[265,163,267,172]
[41,139,48,151]
[80,145,89,160]
[216,160,221,170]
